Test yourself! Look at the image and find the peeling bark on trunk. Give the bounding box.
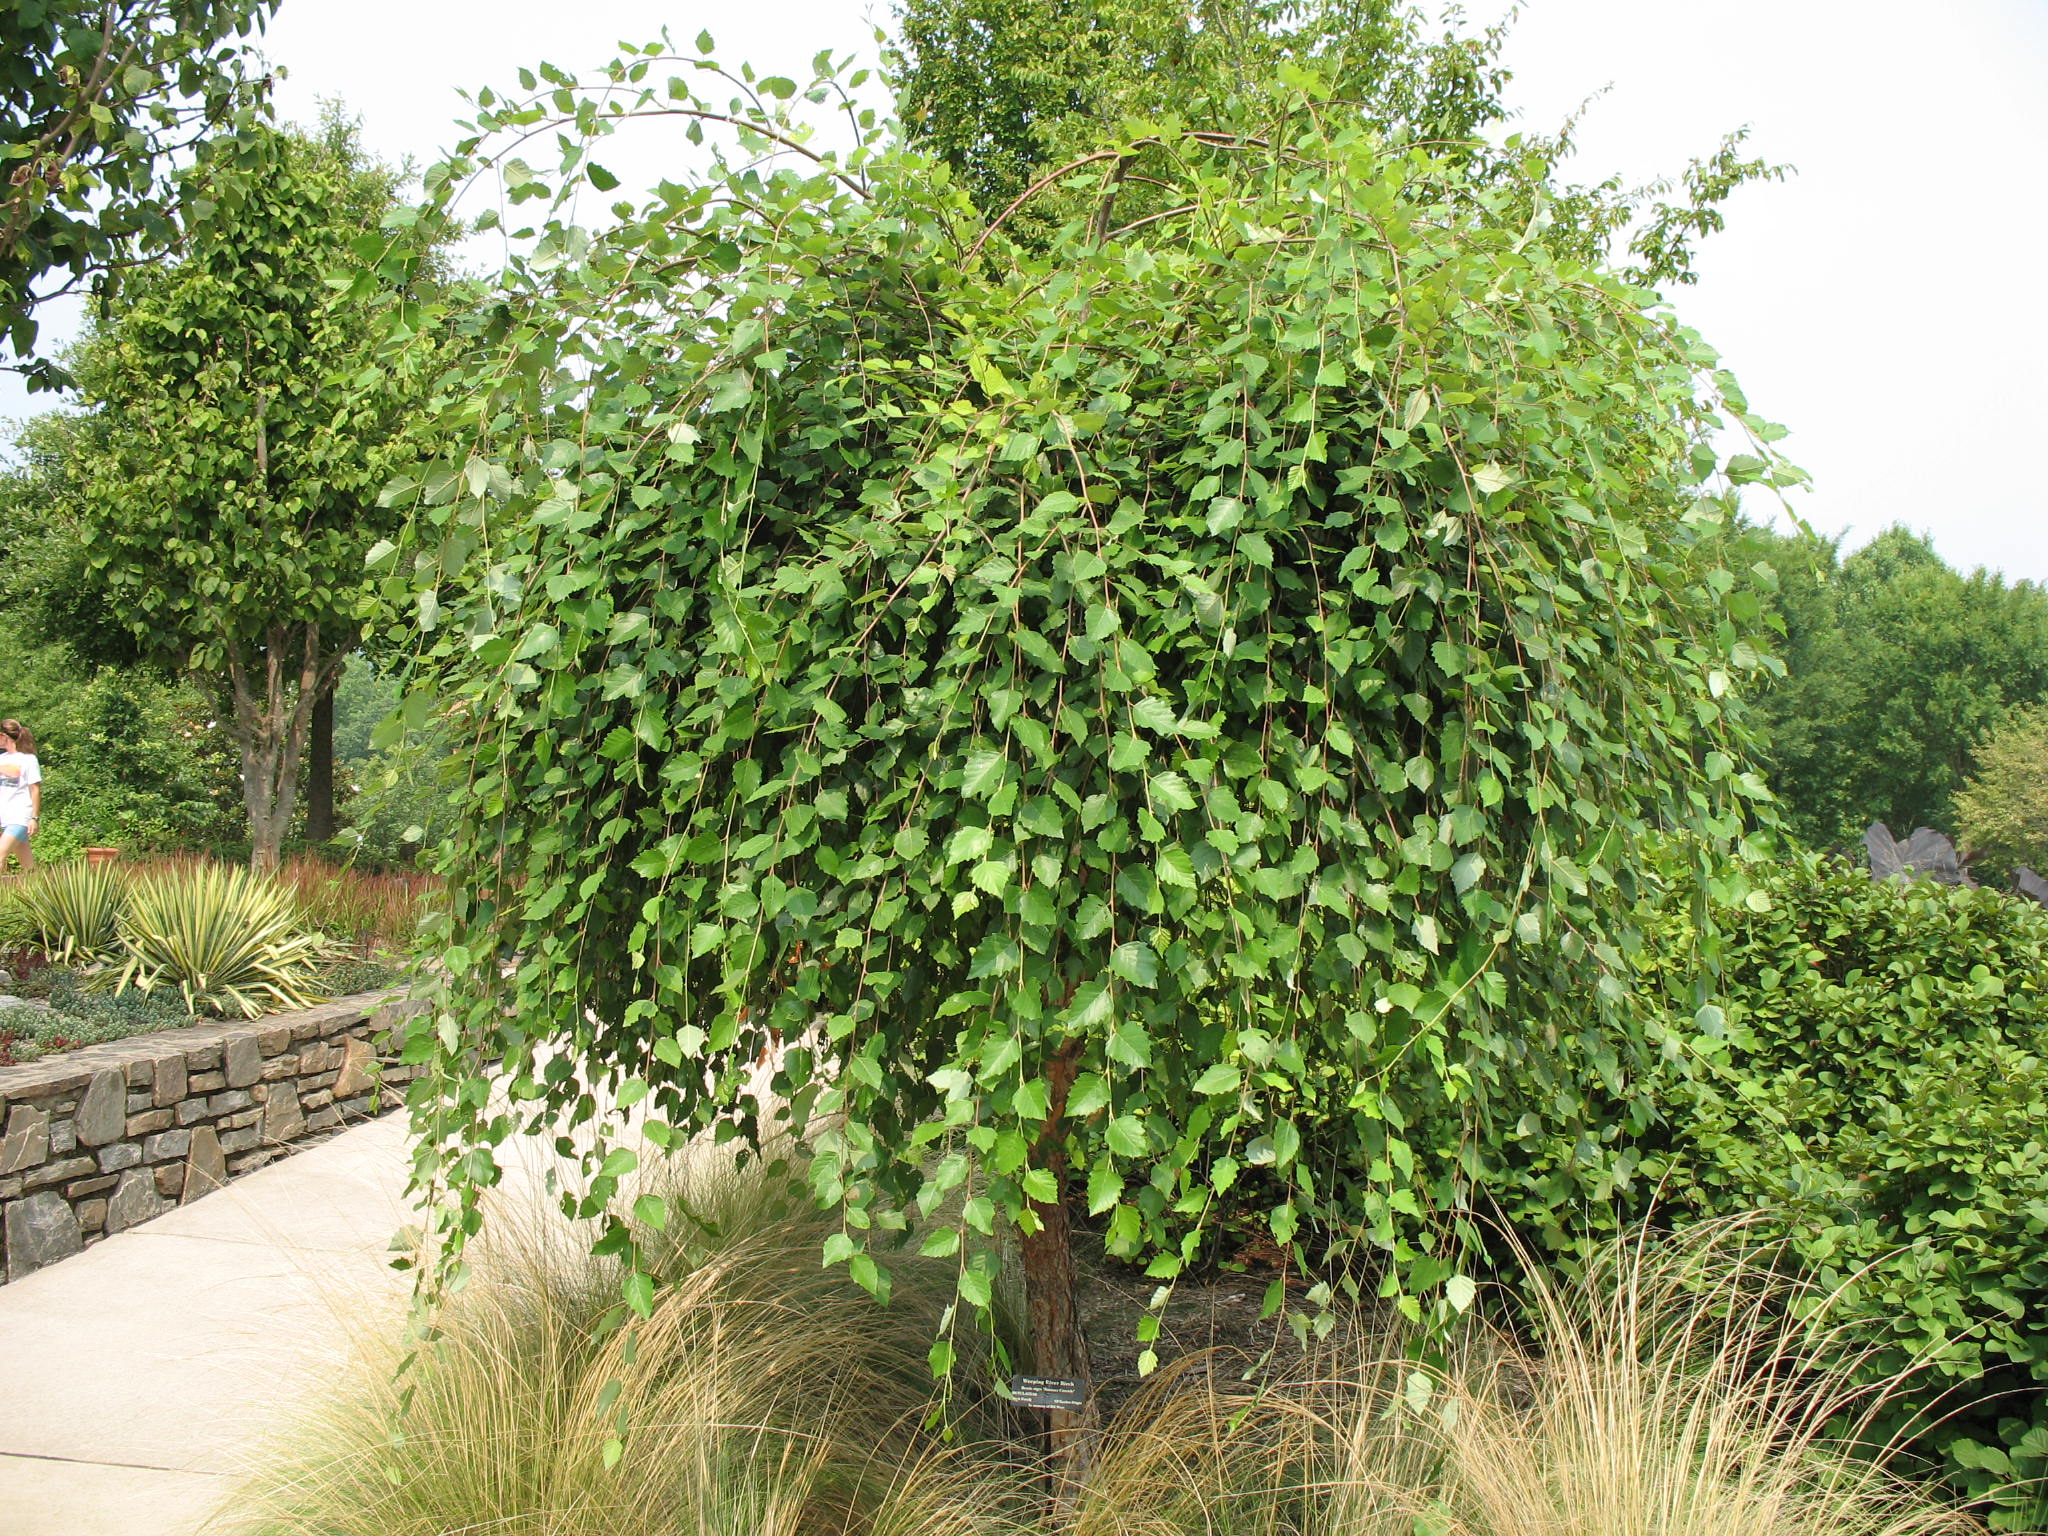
[1022,1041,1099,1510]
[222,621,344,873]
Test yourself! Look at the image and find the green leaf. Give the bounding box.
[1156,847,1197,889]
[632,1195,669,1231]
[1109,940,1159,989]
[961,748,1007,798]
[622,1270,654,1318]
[1087,1163,1124,1214]
[1068,982,1113,1030]
[1469,462,1513,496]
[1107,1021,1153,1069]
[1451,851,1485,893]
[1149,771,1196,812]
[1131,696,1178,734]
[945,826,994,865]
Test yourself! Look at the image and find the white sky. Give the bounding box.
[8,0,2043,583]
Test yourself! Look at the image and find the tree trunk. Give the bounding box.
[222,622,344,874]
[1022,1042,1099,1510]
[305,681,335,844]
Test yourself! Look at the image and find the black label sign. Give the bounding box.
[1009,1374,1087,1410]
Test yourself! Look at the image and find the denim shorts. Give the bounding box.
[1,826,28,841]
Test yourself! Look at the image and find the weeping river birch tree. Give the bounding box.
[377,11,1792,1476]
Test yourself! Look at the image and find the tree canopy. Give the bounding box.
[56,114,442,868]
[896,0,1511,232]
[1,0,275,386]
[374,32,1787,1432]
[894,0,1788,288]
[1744,525,2048,849]
[1955,704,2048,885]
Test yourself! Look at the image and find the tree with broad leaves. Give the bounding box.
[896,0,1514,241]
[376,23,1789,1490]
[61,114,441,871]
[1955,704,2048,888]
[2,0,276,390]
[894,0,1789,287]
[1741,525,2048,850]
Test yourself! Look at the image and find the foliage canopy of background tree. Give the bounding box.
[1740,525,2048,850]
[1,0,276,387]
[374,22,1787,1461]
[58,114,441,871]
[896,0,1509,233]
[894,0,1789,288]
[1954,704,2048,886]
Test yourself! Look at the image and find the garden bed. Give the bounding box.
[0,955,404,1066]
[0,990,423,1281]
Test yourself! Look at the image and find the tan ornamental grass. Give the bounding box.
[234,1150,1979,1536]
[232,1141,1025,1536]
[1074,1221,1977,1536]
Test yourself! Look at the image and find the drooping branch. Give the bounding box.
[963,131,1267,261]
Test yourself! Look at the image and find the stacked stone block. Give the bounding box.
[0,994,421,1280]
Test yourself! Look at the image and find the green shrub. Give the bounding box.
[15,669,244,861]
[1517,855,2048,1527]
[330,731,453,870]
[111,863,335,1018]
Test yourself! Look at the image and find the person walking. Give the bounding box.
[0,720,43,873]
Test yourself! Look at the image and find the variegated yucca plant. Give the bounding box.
[1,861,128,965]
[110,863,335,1019]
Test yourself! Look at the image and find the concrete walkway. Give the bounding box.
[0,1113,417,1536]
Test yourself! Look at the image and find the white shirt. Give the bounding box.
[0,753,42,830]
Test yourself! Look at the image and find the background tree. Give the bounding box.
[1954,705,2048,885]
[377,31,1784,1480]
[0,411,245,856]
[896,0,1509,235]
[894,0,1787,287]
[1743,525,2048,848]
[2,0,276,387]
[61,112,441,870]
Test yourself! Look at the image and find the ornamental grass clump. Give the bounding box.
[1072,1228,1972,1536]
[234,1145,1020,1536]
[234,1167,1975,1536]
[276,853,438,956]
[111,861,334,1018]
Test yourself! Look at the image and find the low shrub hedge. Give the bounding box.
[1516,855,2048,1526]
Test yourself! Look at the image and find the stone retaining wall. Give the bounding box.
[0,992,422,1281]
